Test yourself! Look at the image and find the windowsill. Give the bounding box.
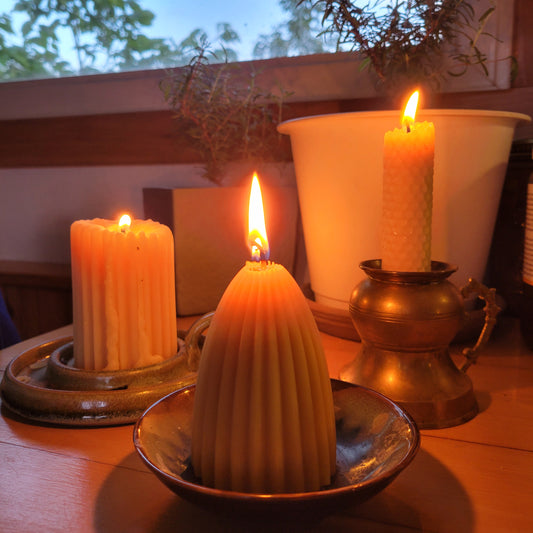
[0,51,514,120]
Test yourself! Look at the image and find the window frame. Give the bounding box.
[0,0,514,120]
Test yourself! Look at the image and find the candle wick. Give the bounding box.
[252,245,269,262]
[249,231,270,262]
[406,123,411,133]
[258,247,269,262]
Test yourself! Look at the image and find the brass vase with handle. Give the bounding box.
[342,260,500,429]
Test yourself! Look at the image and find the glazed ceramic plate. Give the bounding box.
[0,337,196,426]
[133,379,420,520]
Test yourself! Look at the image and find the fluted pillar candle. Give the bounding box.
[70,216,177,371]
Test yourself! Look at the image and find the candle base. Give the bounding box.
[47,342,189,391]
[0,335,196,426]
[343,259,500,429]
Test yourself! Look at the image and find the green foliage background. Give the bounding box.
[0,0,330,80]
[0,0,493,92]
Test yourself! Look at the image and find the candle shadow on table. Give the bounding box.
[95,448,473,532]
[474,389,492,414]
[94,451,233,533]
[94,452,336,533]
[340,448,475,532]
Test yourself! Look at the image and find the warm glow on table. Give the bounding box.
[381,90,435,272]
[191,174,336,494]
[70,216,177,370]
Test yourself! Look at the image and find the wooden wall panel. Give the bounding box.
[0,261,72,340]
[513,0,533,88]
[0,87,531,169]
[0,111,199,167]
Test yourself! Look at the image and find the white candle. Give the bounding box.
[71,216,177,370]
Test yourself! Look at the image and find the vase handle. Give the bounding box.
[460,279,501,372]
[183,312,214,372]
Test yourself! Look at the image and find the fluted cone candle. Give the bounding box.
[191,174,336,493]
[381,90,435,272]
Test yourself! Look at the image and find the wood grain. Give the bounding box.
[1,317,531,532]
[0,86,531,169]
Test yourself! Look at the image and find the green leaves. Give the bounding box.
[0,1,183,79]
[0,0,252,80]
[254,0,334,59]
[301,0,498,94]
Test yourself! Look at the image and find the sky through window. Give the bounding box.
[0,0,332,80]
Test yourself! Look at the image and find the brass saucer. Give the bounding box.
[0,336,196,426]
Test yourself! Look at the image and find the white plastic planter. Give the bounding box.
[279,109,530,310]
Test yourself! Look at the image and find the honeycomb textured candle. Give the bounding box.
[191,262,336,493]
[71,218,177,370]
[381,121,435,272]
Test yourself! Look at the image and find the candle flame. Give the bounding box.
[402,90,419,131]
[119,214,131,231]
[248,173,270,261]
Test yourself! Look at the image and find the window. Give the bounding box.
[0,0,515,120]
[0,1,333,80]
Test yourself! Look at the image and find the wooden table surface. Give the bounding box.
[1,316,532,533]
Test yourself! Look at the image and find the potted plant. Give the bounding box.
[160,44,291,184]
[146,47,299,316]
[303,0,499,101]
[278,1,530,336]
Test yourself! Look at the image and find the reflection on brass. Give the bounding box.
[342,260,500,429]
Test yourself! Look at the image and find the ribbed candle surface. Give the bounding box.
[71,218,177,370]
[381,121,435,272]
[191,261,336,493]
